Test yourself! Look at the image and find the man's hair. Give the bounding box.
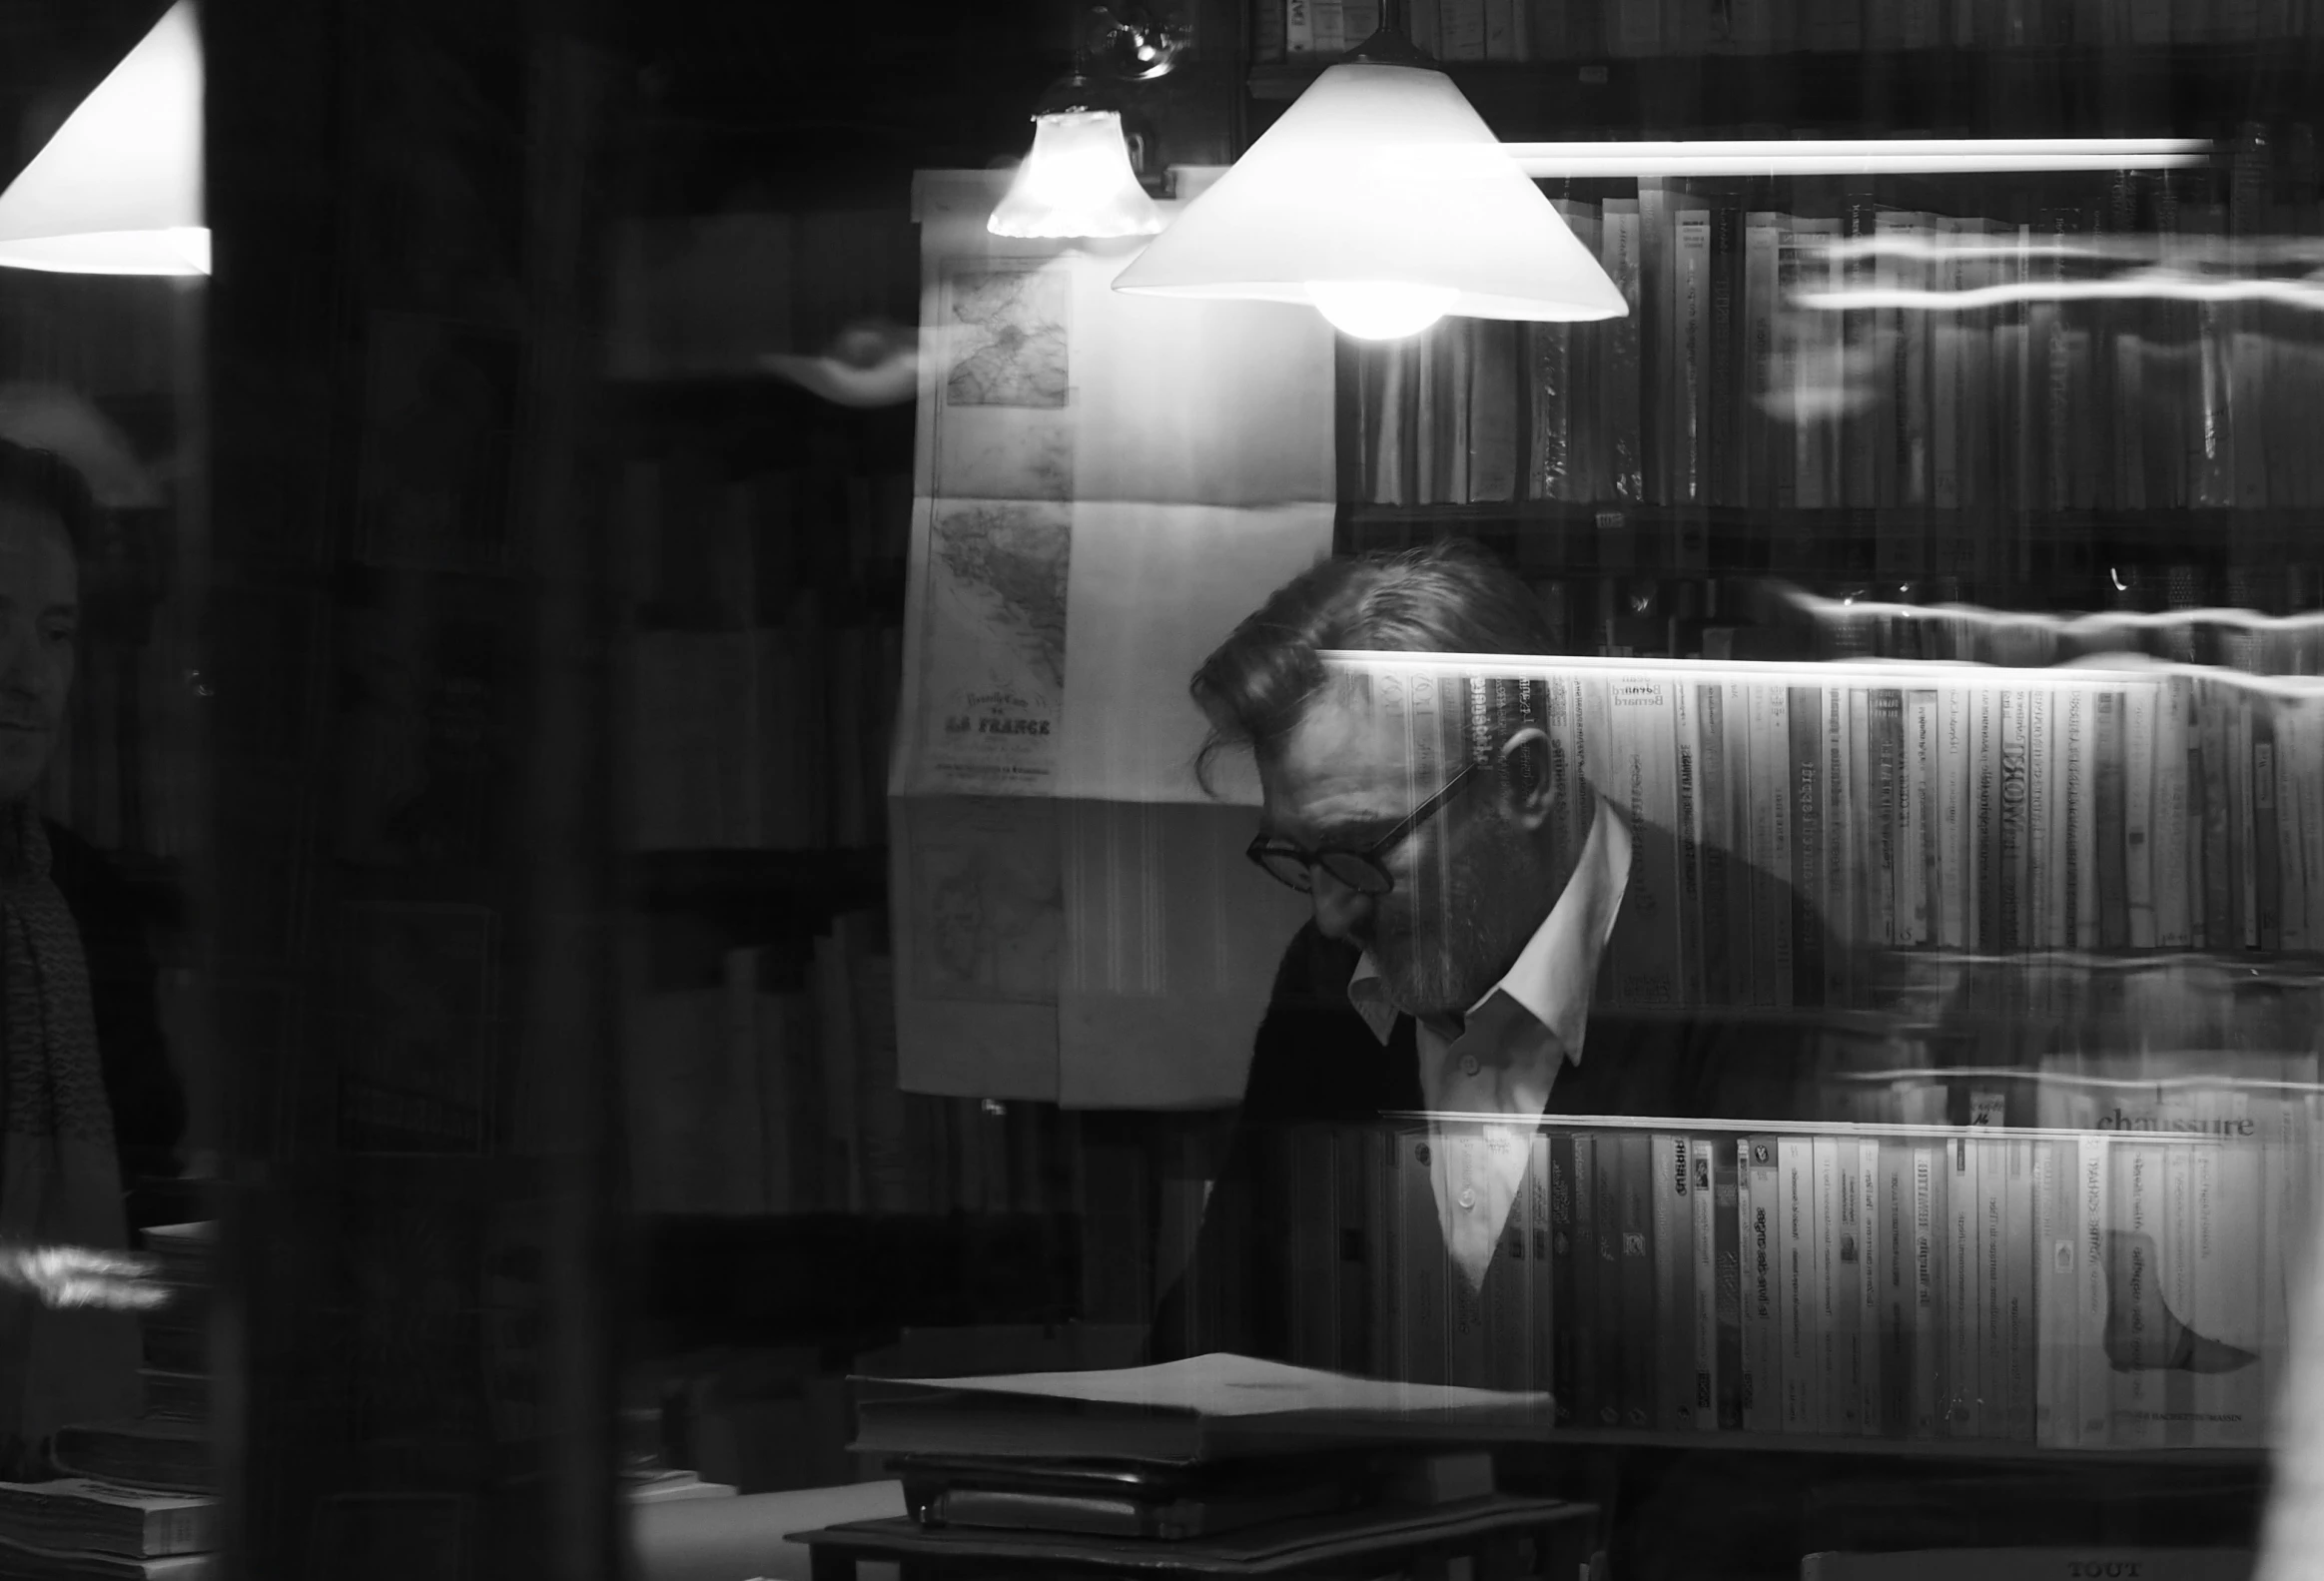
[0,439,92,559]
[1190,539,1560,789]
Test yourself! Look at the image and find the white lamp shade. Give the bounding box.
[988,110,1164,240]
[0,0,205,276]
[1112,61,1624,324]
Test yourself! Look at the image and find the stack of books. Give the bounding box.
[852,1354,1551,1542]
[0,1222,215,1579]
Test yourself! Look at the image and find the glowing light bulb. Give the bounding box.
[166,227,210,275]
[988,110,1163,240]
[1305,281,1459,340]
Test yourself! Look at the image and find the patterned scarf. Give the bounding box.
[0,804,136,1476]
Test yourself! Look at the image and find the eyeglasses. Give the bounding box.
[1245,758,1482,897]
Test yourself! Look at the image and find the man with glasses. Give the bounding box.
[1150,540,1828,1374]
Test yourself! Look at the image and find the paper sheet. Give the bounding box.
[891,172,1336,1108]
[891,795,1062,1099]
[1059,800,1309,1109]
[879,1350,1551,1417]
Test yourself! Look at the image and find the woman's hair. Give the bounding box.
[1188,539,1561,790]
[0,438,93,559]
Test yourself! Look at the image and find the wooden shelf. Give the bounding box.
[1510,1422,2267,1464]
[630,846,887,911]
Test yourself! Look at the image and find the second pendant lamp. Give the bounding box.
[1111,11,1624,339]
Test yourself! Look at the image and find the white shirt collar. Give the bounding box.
[1346,794,1632,1064]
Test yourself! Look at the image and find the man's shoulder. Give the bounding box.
[1241,922,1410,1125]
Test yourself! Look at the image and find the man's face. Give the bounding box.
[0,502,77,805]
[1256,684,1546,1018]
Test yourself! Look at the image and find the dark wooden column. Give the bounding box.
[205,0,623,1573]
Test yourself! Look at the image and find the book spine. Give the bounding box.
[2279,708,2309,953]
[2004,1138,2035,1444]
[1858,1140,1884,1436]
[2077,1133,2112,1443]
[1550,1132,1578,1424]
[1468,321,1521,503]
[2113,1139,2163,1447]
[1675,684,1706,1007]
[1692,1137,1721,1430]
[2125,682,2158,947]
[1594,1129,1628,1425]
[1610,677,1682,1008]
[1744,216,1784,509]
[1871,688,1904,948]
[1601,202,1647,503]
[1574,1130,1605,1426]
[1879,1140,1913,1436]
[2256,706,2283,951]
[1789,687,1826,1007]
[1997,688,2029,953]
[2197,679,2233,948]
[2160,674,2196,948]
[2027,687,2056,953]
[1619,1131,1657,1428]
[2078,685,2101,949]
[1752,684,1795,1007]
[1912,1143,1942,1437]
[1947,1137,1980,1437]
[1637,184,1674,505]
[1674,209,1713,506]
[1937,684,1966,949]
[1783,1135,1818,1433]
[1834,688,1865,995]
[1698,683,1733,1006]
[1287,0,1316,50]
[1722,680,1756,1003]
[1905,689,1937,946]
[1654,1133,1695,1428]
[2034,1139,2077,1446]
[1524,1131,1554,1394]
[1744,1137,1785,1431]
[1714,1137,1744,1429]
[1973,687,1999,950]
[1816,1135,1855,1434]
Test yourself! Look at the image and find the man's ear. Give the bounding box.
[1496,727,1557,833]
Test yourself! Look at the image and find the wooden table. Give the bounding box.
[790,1494,1597,1581]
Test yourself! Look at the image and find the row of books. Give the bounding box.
[1260,0,2324,59]
[1349,182,2324,517]
[624,612,899,851]
[1351,661,2324,1013]
[1273,1108,2307,1452]
[615,458,910,631]
[625,916,1077,1216]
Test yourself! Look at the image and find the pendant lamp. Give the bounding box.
[1111,11,1623,339]
[0,0,207,277]
[988,76,1164,241]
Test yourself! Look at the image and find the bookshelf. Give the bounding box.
[1210,19,2324,1567]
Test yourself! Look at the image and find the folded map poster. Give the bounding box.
[891,171,1331,1105]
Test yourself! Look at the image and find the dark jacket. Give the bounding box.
[47,822,186,1211]
[1151,818,1844,1369]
